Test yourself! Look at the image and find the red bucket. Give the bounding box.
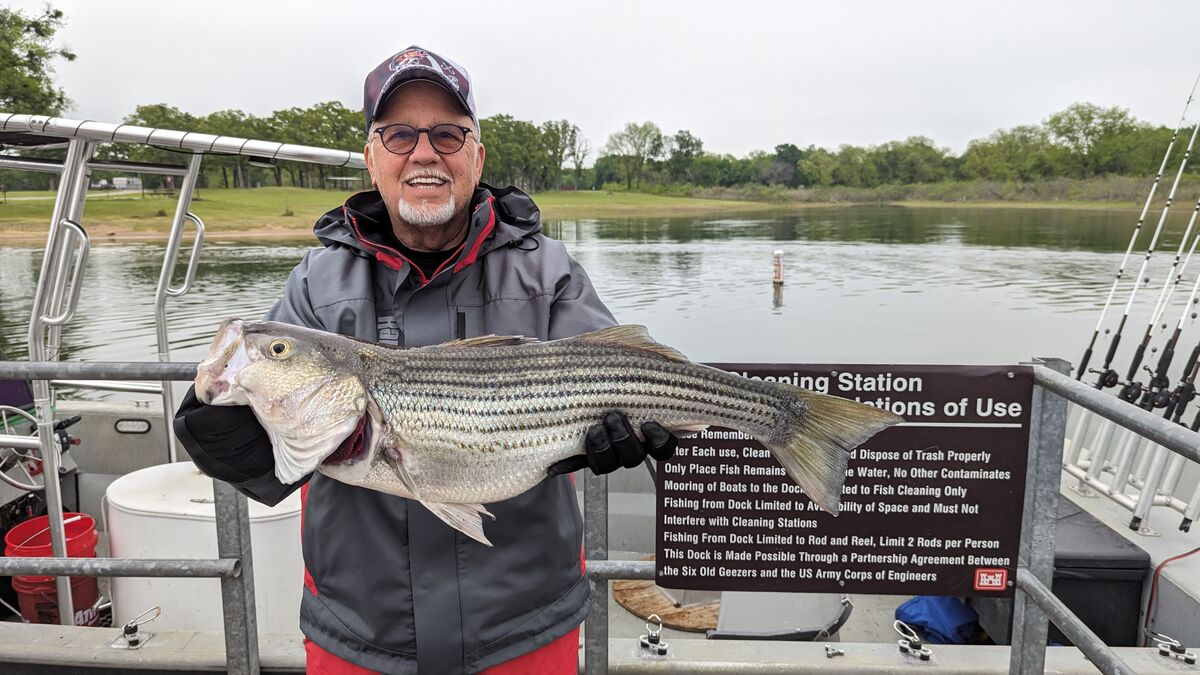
[4,513,101,625]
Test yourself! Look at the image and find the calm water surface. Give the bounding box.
[1,206,1195,385]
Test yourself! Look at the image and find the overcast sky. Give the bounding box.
[7,0,1200,157]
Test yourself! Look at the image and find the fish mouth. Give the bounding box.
[323,415,370,465]
[196,319,252,405]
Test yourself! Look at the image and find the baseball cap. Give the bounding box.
[363,46,479,133]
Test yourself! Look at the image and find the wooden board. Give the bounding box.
[611,557,720,633]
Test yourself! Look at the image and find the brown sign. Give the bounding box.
[655,364,1033,597]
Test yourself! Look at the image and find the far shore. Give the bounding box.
[0,188,1143,243]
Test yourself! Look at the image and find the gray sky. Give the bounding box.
[8,0,1200,157]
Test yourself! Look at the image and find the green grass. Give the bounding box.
[529,190,781,217]
[0,187,1145,241]
[894,199,1142,212]
[0,187,358,237]
[0,188,782,239]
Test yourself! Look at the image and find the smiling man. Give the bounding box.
[174,46,676,674]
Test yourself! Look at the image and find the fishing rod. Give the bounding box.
[1126,266,1200,534]
[1078,71,1200,383]
[1120,215,1200,405]
[1092,117,1200,397]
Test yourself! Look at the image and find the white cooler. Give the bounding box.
[106,461,303,635]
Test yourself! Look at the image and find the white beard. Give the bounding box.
[397,194,457,227]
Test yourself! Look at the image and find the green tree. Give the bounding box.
[0,5,75,115]
[592,154,621,188]
[665,130,704,182]
[567,131,590,189]
[959,125,1064,181]
[603,121,664,189]
[765,143,802,187]
[872,136,951,184]
[540,120,577,190]
[1045,103,1141,177]
[796,146,836,187]
[831,145,879,187]
[480,114,544,191]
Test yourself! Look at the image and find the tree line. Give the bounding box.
[0,5,1190,196]
[595,104,1180,193]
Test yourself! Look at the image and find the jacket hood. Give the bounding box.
[312,184,542,276]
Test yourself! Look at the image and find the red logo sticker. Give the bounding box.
[974,568,1008,591]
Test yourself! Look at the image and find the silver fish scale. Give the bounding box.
[356,340,794,504]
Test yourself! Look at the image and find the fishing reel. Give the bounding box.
[1091,368,1120,390]
[1118,380,1143,404]
[1153,386,1177,410]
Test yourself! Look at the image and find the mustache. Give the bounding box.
[402,169,452,183]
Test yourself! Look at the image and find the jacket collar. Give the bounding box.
[313,183,542,284]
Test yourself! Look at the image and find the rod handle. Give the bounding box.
[1077,348,1093,380]
[1182,344,1200,382]
[1103,332,1123,375]
[1125,342,1146,382]
[1155,345,1176,384]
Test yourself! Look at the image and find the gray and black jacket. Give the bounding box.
[175,185,615,673]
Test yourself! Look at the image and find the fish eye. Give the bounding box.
[268,339,292,358]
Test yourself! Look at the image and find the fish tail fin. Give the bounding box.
[764,390,902,515]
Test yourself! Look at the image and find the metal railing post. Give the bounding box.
[154,152,205,463]
[45,147,94,363]
[213,479,260,674]
[583,470,609,675]
[25,138,91,626]
[1010,358,1069,674]
[1015,570,1136,675]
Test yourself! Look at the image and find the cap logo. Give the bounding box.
[388,48,462,92]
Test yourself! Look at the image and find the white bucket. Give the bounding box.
[106,462,303,635]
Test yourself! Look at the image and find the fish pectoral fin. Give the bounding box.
[382,448,422,498]
[421,501,496,546]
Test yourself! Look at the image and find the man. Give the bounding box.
[174,46,675,674]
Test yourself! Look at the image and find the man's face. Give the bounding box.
[364,80,485,232]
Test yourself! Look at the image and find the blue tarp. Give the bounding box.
[895,596,979,644]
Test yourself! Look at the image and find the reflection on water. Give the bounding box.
[2,206,1197,394]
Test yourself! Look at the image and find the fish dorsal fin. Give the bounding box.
[572,325,689,363]
[442,335,539,348]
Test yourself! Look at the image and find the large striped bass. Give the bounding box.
[195,319,901,545]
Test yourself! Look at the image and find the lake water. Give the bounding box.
[1,206,1196,383]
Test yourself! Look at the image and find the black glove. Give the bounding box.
[174,386,276,482]
[547,412,677,477]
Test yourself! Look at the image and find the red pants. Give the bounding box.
[304,626,580,674]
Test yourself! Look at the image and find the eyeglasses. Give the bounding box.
[374,123,473,155]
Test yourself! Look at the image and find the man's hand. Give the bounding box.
[547,412,677,477]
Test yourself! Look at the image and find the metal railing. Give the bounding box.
[1,132,211,623]
[0,114,345,635]
[3,359,1198,673]
[1,113,367,169]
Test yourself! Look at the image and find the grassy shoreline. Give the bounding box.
[0,187,1141,243]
